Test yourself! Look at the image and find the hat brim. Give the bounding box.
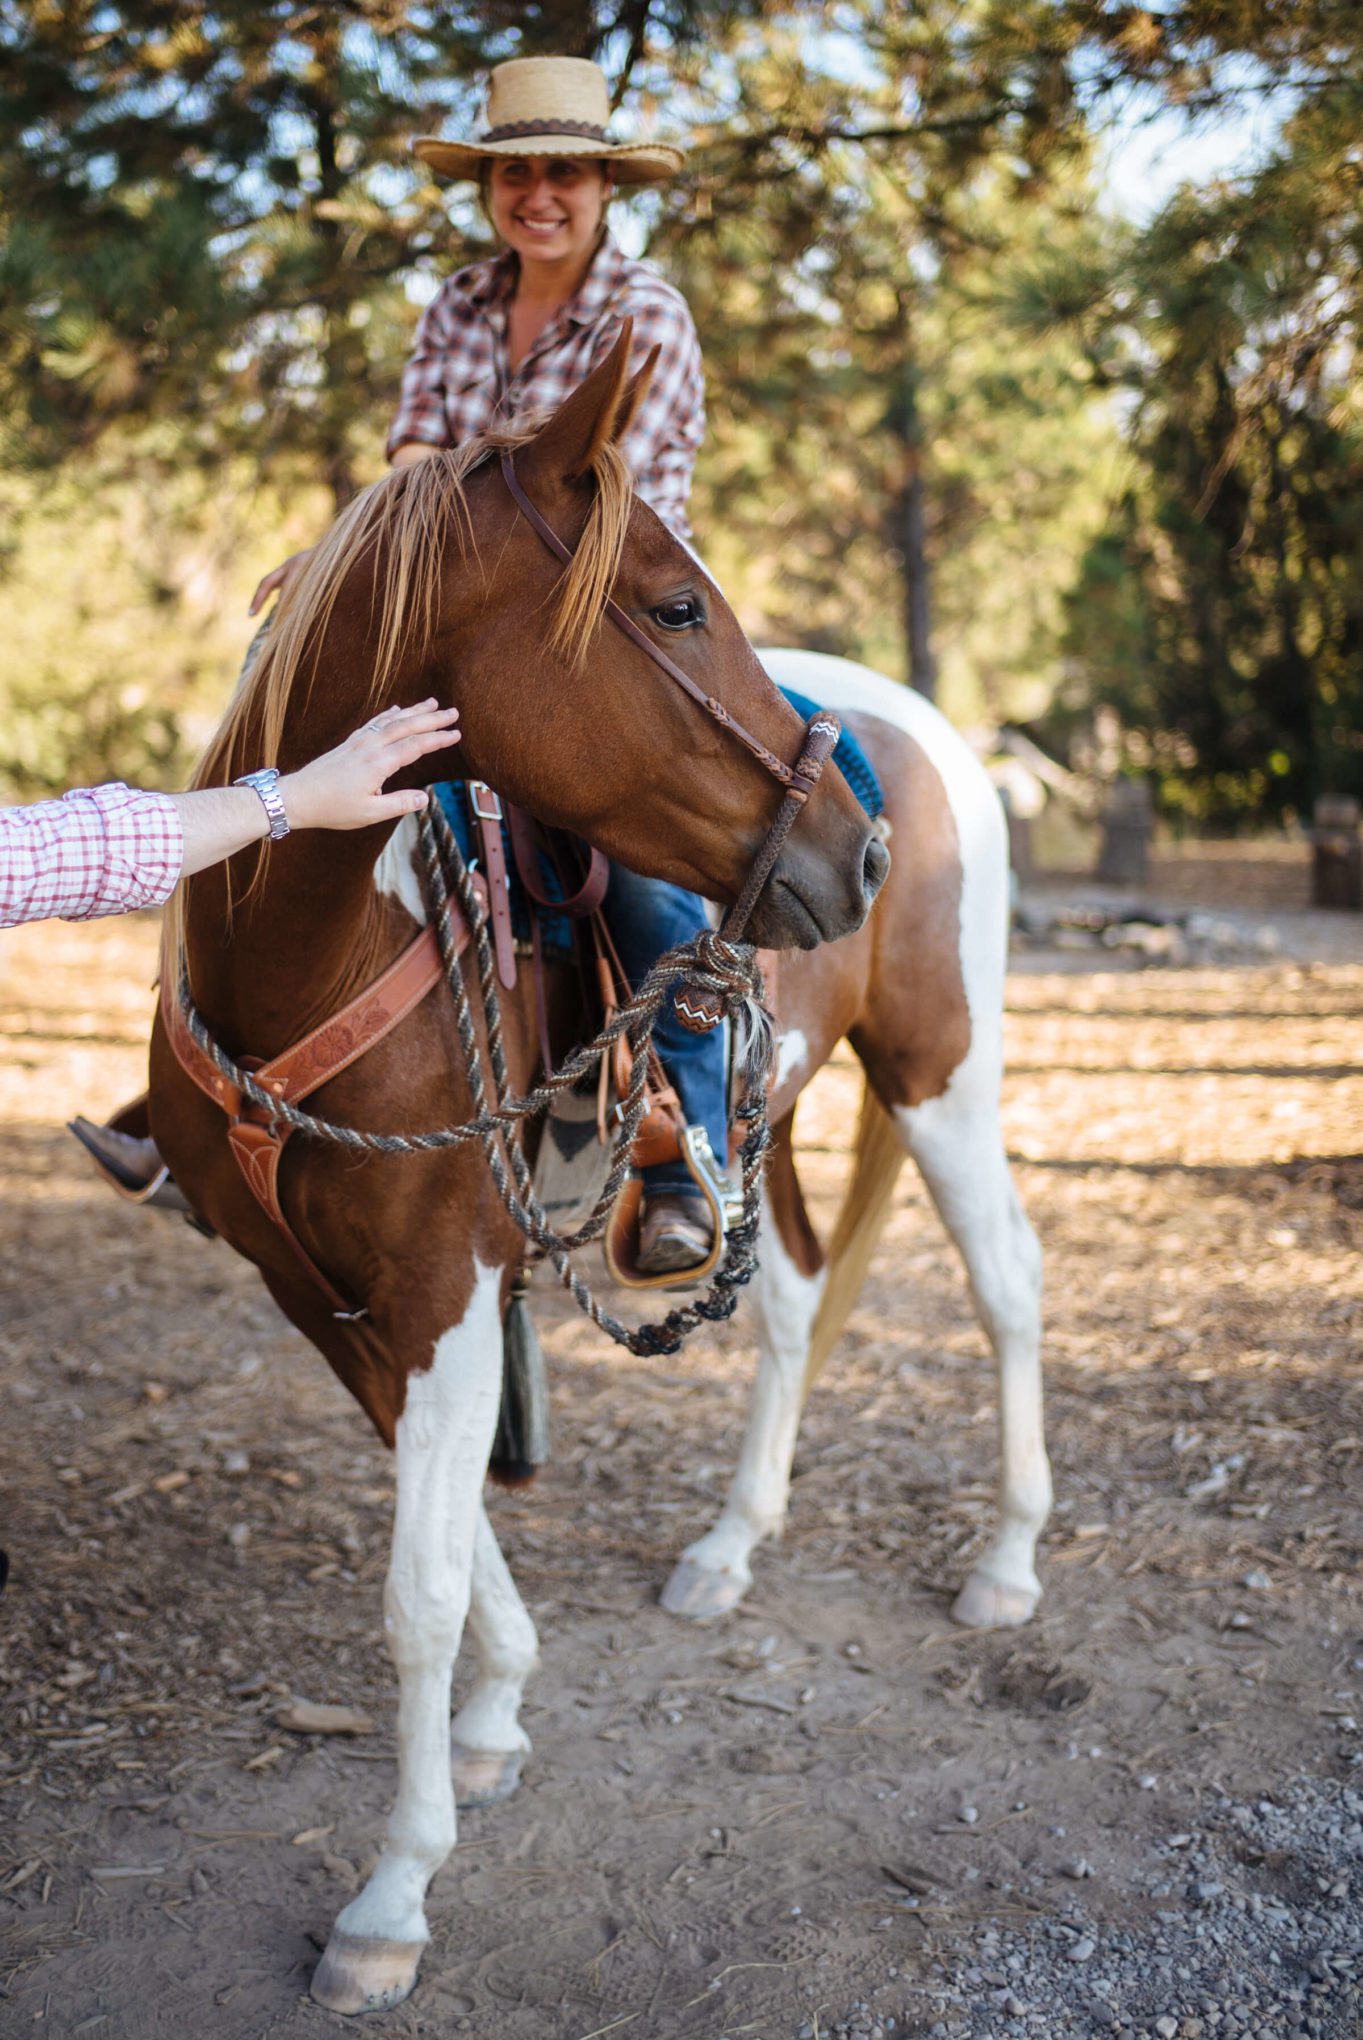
[412,134,685,186]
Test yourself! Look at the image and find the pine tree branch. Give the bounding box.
[708,105,1037,156]
[598,0,654,103]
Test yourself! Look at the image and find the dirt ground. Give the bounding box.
[1,845,1361,2040]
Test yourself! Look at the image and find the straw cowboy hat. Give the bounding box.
[413,56,685,187]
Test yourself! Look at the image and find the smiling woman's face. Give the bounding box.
[486,155,611,270]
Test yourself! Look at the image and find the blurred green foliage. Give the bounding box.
[0,443,337,798]
[2,1,1360,824]
[1044,77,1363,824]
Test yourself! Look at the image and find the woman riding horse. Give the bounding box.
[81,57,725,1275]
[255,55,725,1278]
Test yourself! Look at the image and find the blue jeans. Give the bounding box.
[604,864,728,1198]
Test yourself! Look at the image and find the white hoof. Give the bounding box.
[452,1741,525,1809]
[310,1930,424,2015]
[660,1557,751,1621]
[951,1571,1040,1630]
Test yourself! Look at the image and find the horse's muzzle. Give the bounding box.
[748,825,890,950]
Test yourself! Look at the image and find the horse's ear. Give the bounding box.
[521,319,654,486]
[610,342,660,448]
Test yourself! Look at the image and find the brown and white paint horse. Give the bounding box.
[148,333,884,2015]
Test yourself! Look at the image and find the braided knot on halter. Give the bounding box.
[673,932,763,1038]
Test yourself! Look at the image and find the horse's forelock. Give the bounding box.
[544,438,634,669]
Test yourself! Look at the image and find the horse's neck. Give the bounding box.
[186,589,437,1050]
[185,823,400,1056]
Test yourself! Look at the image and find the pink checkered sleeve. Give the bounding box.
[590,286,705,540]
[385,284,467,461]
[0,784,184,929]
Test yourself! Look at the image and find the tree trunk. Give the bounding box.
[306,28,359,512]
[897,292,936,699]
[1264,405,1316,806]
[900,410,935,699]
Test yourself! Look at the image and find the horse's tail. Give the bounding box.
[803,1080,906,1397]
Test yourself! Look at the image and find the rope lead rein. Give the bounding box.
[179,805,775,1357]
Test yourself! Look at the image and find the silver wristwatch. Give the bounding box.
[234,766,291,841]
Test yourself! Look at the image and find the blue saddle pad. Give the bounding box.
[430,689,881,956]
[776,686,884,820]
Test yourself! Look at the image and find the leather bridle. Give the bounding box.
[498,449,842,1032]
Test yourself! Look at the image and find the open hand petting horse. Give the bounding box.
[146,329,895,2014]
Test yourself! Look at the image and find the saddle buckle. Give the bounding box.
[468,780,503,823]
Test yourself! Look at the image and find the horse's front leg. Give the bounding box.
[312,1263,505,2016]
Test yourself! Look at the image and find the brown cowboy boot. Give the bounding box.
[68,1118,193,1215]
[69,1119,162,1191]
[636,1190,715,1278]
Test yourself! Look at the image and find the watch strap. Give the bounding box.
[234,766,291,841]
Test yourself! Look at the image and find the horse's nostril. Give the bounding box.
[863,833,891,900]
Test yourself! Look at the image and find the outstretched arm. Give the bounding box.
[1,701,461,929]
[175,700,461,875]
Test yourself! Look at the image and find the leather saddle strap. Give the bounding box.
[244,925,450,1109]
[503,803,608,1081]
[164,925,448,1119]
[468,783,517,991]
[529,911,554,1079]
[225,1113,355,1316]
[586,907,685,1166]
[163,922,456,1313]
[500,450,828,798]
[506,802,609,918]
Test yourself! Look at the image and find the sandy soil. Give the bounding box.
[1,847,1361,2040]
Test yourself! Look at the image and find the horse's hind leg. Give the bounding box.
[450,1502,538,1808]
[312,1263,504,2017]
[894,1079,1050,1628]
[661,1112,824,1620]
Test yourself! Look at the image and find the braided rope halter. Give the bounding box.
[179,453,843,1357]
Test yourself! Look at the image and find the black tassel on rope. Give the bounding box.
[489,1273,551,1485]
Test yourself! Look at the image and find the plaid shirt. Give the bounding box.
[0,784,183,929]
[387,231,704,540]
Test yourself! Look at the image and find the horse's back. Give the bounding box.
[757,648,1005,884]
[757,649,1009,1115]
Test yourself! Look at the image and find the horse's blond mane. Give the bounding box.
[164,422,633,979]
[198,425,632,795]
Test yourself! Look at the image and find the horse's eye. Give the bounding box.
[651,596,704,631]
